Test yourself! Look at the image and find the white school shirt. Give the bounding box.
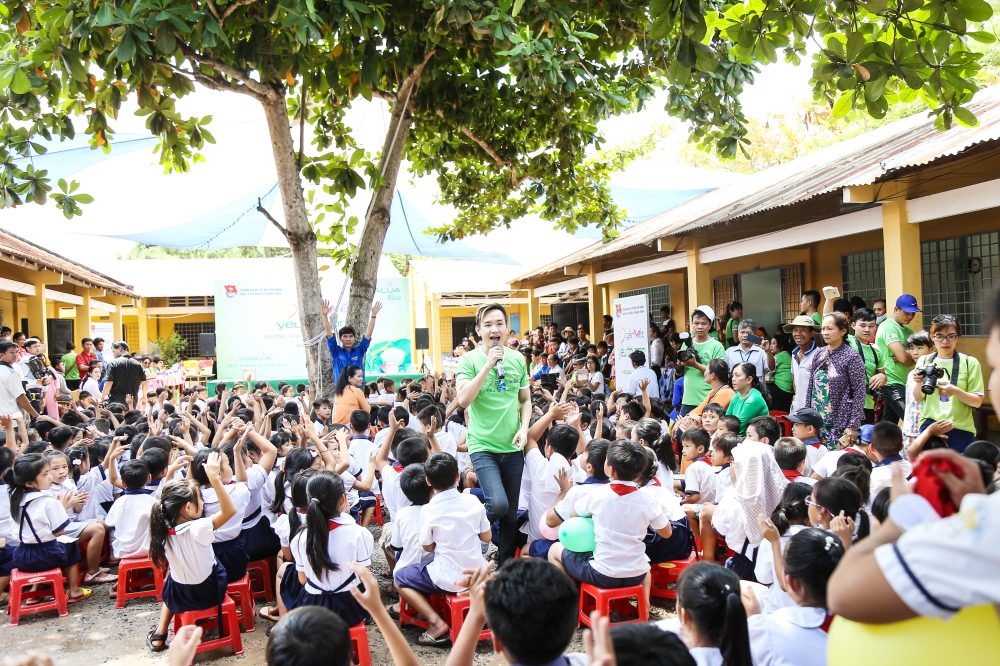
[349,438,380,495]
[262,468,280,523]
[655,462,675,493]
[76,465,115,522]
[754,524,808,615]
[574,481,668,578]
[420,488,490,592]
[165,517,218,584]
[870,457,912,501]
[433,430,458,460]
[291,514,373,594]
[655,619,724,666]
[341,457,363,508]
[242,464,270,530]
[273,513,291,549]
[446,420,472,472]
[525,448,573,543]
[81,377,102,399]
[684,460,716,504]
[809,449,846,479]
[390,505,432,572]
[17,492,71,544]
[380,463,410,520]
[748,606,829,666]
[641,482,685,521]
[0,481,18,545]
[105,492,156,558]
[711,488,755,559]
[803,444,827,478]
[714,464,734,496]
[554,479,609,521]
[201,482,250,542]
[626,365,660,399]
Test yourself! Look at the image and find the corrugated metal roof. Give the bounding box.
[410,260,529,295]
[517,85,1000,282]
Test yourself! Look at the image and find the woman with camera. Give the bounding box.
[911,315,984,453]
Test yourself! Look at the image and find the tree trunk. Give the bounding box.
[260,92,335,398]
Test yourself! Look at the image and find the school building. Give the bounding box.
[513,86,1000,426]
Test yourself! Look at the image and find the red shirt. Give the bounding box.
[76,352,98,376]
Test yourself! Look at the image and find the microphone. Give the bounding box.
[491,342,505,379]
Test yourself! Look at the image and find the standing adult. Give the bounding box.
[456,304,530,565]
[93,337,108,390]
[766,333,794,413]
[724,318,769,381]
[678,305,727,417]
[0,341,39,421]
[806,313,866,445]
[659,305,676,338]
[800,290,822,326]
[101,341,147,406]
[625,350,660,399]
[18,338,49,392]
[875,294,920,424]
[724,301,743,347]
[648,325,665,379]
[75,337,98,380]
[784,315,820,413]
[846,308,889,424]
[332,365,372,425]
[872,298,888,323]
[61,342,80,390]
[321,299,383,384]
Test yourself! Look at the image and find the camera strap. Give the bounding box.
[851,336,875,369]
[923,352,961,385]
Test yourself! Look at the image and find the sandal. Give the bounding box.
[146,629,168,652]
[108,584,118,598]
[83,572,117,585]
[417,631,451,647]
[67,588,93,604]
[258,605,280,622]
[385,603,400,619]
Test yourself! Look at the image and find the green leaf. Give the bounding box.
[968,31,997,44]
[846,31,866,62]
[94,3,114,26]
[512,0,525,16]
[953,106,979,127]
[73,193,94,204]
[155,29,176,54]
[832,91,855,118]
[954,0,993,22]
[116,33,136,62]
[11,68,30,94]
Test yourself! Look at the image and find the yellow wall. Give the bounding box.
[607,271,687,331]
[151,313,215,343]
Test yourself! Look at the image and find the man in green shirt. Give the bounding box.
[847,308,888,423]
[456,303,531,564]
[725,301,743,347]
[875,294,920,424]
[680,305,727,415]
[61,341,80,390]
[801,290,822,326]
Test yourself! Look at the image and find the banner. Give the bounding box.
[214,277,412,381]
[89,322,116,365]
[612,294,650,389]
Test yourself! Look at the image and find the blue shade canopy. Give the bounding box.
[99,183,279,250]
[12,133,159,181]
[572,186,715,240]
[385,190,517,264]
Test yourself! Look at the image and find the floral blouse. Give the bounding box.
[805,342,866,443]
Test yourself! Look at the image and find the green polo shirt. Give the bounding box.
[772,351,793,393]
[916,353,984,434]
[456,347,528,454]
[681,338,726,406]
[876,318,914,386]
[726,388,770,435]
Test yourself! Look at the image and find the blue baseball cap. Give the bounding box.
[895,294,922,313]
[859,424,874,444]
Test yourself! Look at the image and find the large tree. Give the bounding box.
[1,0,992,394]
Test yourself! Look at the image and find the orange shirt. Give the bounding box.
[332,386,371,424]
[689,385,736,417]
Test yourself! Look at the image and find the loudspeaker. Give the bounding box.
[415,328,429,350]
[200,332,216,357]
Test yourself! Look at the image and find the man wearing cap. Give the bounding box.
[875,294,920,424]
[784,315,821,413]
[679,305,726,416]
[101,341,147,406]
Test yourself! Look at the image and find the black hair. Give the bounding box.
[546,424,578,458]
[0,446,14,477]
[871,486,891,525]
[61,411,85,427]
[5,454,48,522]
[334,365,362,397]
[680,427,710,455]
[304,472,345,575]
[832,298,853,316]
[620,401,645,422]
[783,528,845,609]
[399,464,432,505]
[852,307,876,323]
[271,431,292,452]
[871,421,903,459]
[143,435,172,455]
[607,439,647,482]
[66,445,89,483]
[638,446,658,486]
[713,432,740,459]
[833,463,872,507]
[121,460,152,490]
[424,452,458,491]
[964,440,1000,470]
[813,476,870,540]
[773,437,807,471]
[676,562,753,666]
[484,559,580,665]
[266,606,352,666]
[271,448,316,514]
[770,481,811,536]
[23,441,51,455]
[49,426,74,450]
[288,468,319,538]
[719,415,742,436]
[189,448,218,486]
[149,478,200,571]
[702,402,726,418]
[802,290,820,309]
[837,451,873,473]
[33,420,56,441]
[734,362,763,395]
[747,415,779,445]
[396,436,430,467]
[349,409,370,434]
[610,623,697,666]
[141,448,169,478]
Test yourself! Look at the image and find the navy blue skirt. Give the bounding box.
[242,518,280,561]
[0,543,16,576]
[644,518,695,564]
[213,536,249,583]
[279,562,303,610]
[293,586,370,627]
[162,562,228,614]
[12,540,80,573]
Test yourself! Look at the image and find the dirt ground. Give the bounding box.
[1,524,677,665]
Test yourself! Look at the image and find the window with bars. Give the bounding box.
[841,249,886,308]
[173,322,216,357]
[540,314,552,329]
[124,323,139,352]
[921,231,999,336]
[165,296,216,307]
[781,265,805,324]
[713,276,737,319]
[617,284,671,326]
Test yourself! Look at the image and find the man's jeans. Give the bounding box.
[471,451,525,565]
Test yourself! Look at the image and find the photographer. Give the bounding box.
[0,340,40,421]
[678,305,727,418]
[911,315,984,453]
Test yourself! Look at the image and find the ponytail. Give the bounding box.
[270,448,314,515]
[721,588,754,666]
[6,454,47,522]
[783,528,845,609]
[770,482,811,536]
[66,446,88,483]
[149,479,199,571]
[677,562,752,666]
[304,472,345,575]
[288,468,318,538]
[652,432,676,472]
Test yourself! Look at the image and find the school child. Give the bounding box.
[147,452,237,652]
[394,453,491,646]
[0,447,17,602]
[265,468,317,623]
[693,432,739,563]
[523,408,577,558]
[902,331,935,450]
[633,417,676,490]
[140,448,170,495]
[105,460,157,561]
[42,449,116,584]
[387,464,433,616]
[678,429,715,530]
[868,421,911,498]
[269,448,318,517]
[546,438,611,530]
[747,529,845,665]
[230,429,280,562]
[6,453,91,601]
[190,446,251,583]
[346,409,380,525]
[285,472,373,626]
[66,443,115,521]
[746,416,781,448]
[809,424,873,480]
[773,437,816,486]
[419,405,458,459]
[375,424,427,574]
[638,447,693,564]
[808,477,870,545]
[311,398,332,432]
[743,482,812,616]
[701,403,725,445]
[717,415,741,437]
[611,623,698,666]
[549,440,671,602]
[656,562,754,666]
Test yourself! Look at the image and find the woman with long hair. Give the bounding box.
[726,363,770,436]
[331,365,371,425]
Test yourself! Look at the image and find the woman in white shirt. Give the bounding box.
[81,364,102,399]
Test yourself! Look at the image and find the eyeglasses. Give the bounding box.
[805,496,832,515]
[932,333,958,342]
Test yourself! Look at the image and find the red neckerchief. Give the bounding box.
[167,527,176,535]
[650,478,661,487]
[392,464,403,472]
[328,519,342,532]
[297,509,308,515]
[609,482,638,496]
[845,446,867,456]
[695,456,712,465]
[820,614,835,633]
[782,469,803,481]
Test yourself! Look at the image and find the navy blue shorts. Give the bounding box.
[293,587,370,627]
[13,540,80,573]
[561,550,647,588]
[394,561,447,595]
[357,491,377,510]
[162,562,228,614]
[528,538,556,559]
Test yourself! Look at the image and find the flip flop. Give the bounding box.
[146,629,168,652]
[417,631,451,647]
[67,588,93,604]
[83,572,117,585]
[385,603,400,619]
[258,605,280,622]
[108,584,118,598]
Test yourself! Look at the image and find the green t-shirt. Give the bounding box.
[915,353,985,434]
[846,335,888,410]
[456,347,529,454]
[62,352,79,380]
[681,338,726,406]
[725,318,740,346]
[811,312,823,326]
[726,388,770,435]
[773,351,793,393]
[875,318,914,386]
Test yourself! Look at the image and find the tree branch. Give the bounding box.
[436,109,535,187]
[176,40,278,100]
[156,59,259,99]
[203,0,222,24]
[257,199,289,238]
[220,0,259,22]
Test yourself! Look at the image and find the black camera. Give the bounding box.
[917,364,946,395]
[676,333,700,364]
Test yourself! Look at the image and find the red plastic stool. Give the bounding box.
[78,533,112,566]
[441,594,491,643]
[398,595,438,631]
[226,573,256,632]
[650,552,698,601]
[7,568,69,625]
[115,557,164,608]
[350,622,371,666]
[372,495,384,527]
[578,582,649,628]
[770,410,791,437]
[173,595,244,657]
[246,559,275,602]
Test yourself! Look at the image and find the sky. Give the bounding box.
[2,55,814,271]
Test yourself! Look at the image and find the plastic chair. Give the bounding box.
[7,568,69,625]
[350,622,371,666]
[115,557,164,608]
[650,552,699,601]
[226,573,256,632]
[172,595,244,658]
[246,558,275,602]
[770,410,792,437]
[372,495,384,527]
[578,582,649,628]
[441,594,492,643]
